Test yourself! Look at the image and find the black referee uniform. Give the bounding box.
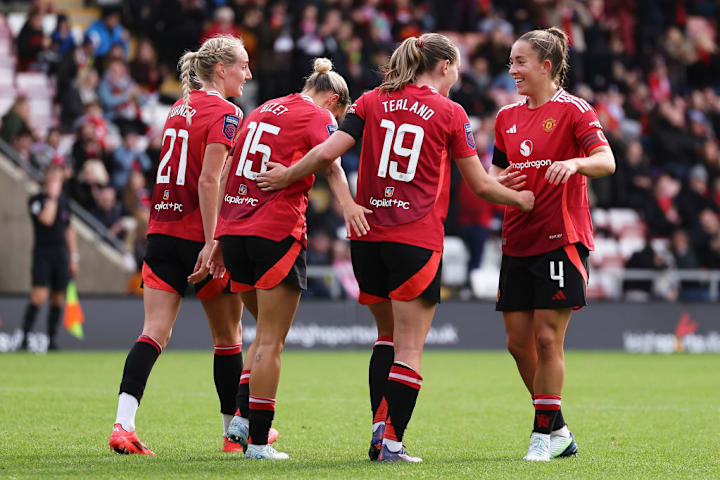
[20,191,72,350]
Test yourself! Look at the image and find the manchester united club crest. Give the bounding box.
[542,117,557,132]
[163,189,170,200]
[384,186,394,197]
[239,184,248,195]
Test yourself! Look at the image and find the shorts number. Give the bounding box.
[377,119,424,182]
[550,260,564,288]
[236,121,281,180]
[157,128,189,185]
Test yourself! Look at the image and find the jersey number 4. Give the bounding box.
[157,128,189,185]
[235,121,280,180]
[378,119,424,183]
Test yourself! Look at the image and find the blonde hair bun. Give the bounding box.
[314,57,333,74]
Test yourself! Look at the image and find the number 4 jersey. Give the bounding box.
[340,84,477,251]
[148,90,242,242]
[216,93,337,245]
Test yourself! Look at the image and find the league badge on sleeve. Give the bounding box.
[326,124,337,136]
[223,114,240,140]
[464,123,476,149]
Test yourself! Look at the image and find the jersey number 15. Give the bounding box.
[235,121,280,180]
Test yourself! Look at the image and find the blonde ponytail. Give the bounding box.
[176,35,247,126]
[379,33,458,93]
[179,50,199,125]
[302,57,351,109]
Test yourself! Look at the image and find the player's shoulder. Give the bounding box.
[496,100,525,119]
[202,90,243,118]
[550,89,593,114]
[348,87,379,114]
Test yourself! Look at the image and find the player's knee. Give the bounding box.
[507,339,530,361]
[534,332,560,360]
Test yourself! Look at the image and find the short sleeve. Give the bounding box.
[573,104,610,155]
[493,109,507,154]
[448,102,477,159]
[307,109,338,148]
[207,104,243,148]
[346,92,368,121]
[29,195,43,217]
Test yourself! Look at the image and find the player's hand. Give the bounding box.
[188,242,213,283]
[257,162,290,192]
[545,159,578,185]
[69,258,79,278]
[516,190,535,212]
[343,202,373,237]
[497,168,527,191]
[207,240,226,279]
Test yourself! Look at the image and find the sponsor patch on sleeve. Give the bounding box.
[326,124,337,136]
[222,114,240,141]
[464,123,476,149]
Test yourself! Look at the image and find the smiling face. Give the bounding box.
[508,40,552,97]
[221,46,252,97]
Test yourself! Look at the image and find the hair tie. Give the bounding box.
[417,38,423,48]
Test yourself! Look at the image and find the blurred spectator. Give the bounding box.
[255,1,293,102]
[12,129,34,172]
[111,130,151,190]
[84,7,129,60]
[51,13,75,59]
[676,165,718,230]
[89,184,125,234]
[129,39,164,94]
[1,95,32,143]
[691,209,720,268]
[98,59,147,134]
[201,6,241,42]
[16,7,51,72]
[623,237,669,301]
[71,122,106,176]
[670,228,707,300]
[30,127,66,172]
[642,174,682,237]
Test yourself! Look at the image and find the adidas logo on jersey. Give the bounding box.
[506,125,517,134]
[552,290,567,301]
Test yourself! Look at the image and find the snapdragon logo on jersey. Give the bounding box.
[520,139,533,157]
[370,187,410,210]
[155,191,183,212]
[624,312,720,353]
[510,139,552,170]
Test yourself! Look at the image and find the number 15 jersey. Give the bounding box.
[148,90,242,242]
[340,84,477,252]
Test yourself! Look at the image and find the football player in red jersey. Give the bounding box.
[108,35,253,456]
[257,33,534,463]
[210,58,367,460]
[490,27,616,461]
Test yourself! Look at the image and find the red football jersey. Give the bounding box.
[148,90,242,242]
[216,93,337,245]
[347,84,477,251]
[493,88,609,256]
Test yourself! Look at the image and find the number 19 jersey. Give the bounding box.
[343,84,477,251]
[148,90,242,242]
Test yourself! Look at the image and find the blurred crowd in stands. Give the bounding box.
[1,0,719,300]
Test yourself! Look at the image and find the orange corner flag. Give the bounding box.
[63,281,85,340]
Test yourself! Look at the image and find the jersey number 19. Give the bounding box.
[377,119,424,183]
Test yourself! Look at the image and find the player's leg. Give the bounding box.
[367,301,394,460]
[20,286,48,350]
[523,308,572,462]
[110,286,181,455]
[504,311,536,394]
[378,296,435,463]
[47,290,66,350]
[202,290,243,451]
[244,283,300,460]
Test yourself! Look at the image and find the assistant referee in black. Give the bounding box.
[20,165,79,351]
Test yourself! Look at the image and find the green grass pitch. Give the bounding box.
[1,351,718,479]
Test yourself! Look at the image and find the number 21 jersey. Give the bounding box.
[148,90,242,242]
[344,84,477,251]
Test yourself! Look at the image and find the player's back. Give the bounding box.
[350,84,476,251]
[149,90,241,242]
[218,93,336,243]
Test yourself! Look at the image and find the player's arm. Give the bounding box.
[257,131,356,192]
[545,145,616,185]
[217,153,233,217]
[188,142,229,283]
[324,159,372,236]
[65,222,79,277]
[456,154,534,212]
[489,148,527,190]
[37,197,59,226]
